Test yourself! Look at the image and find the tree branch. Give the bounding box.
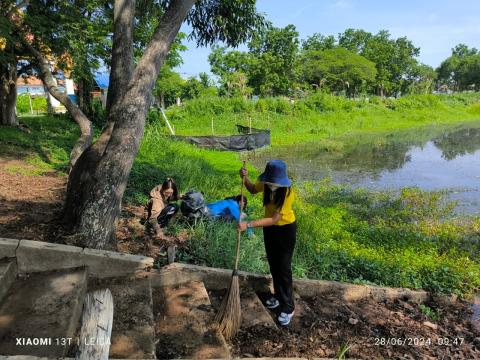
[129,0,196,103]
[25,42,93,168]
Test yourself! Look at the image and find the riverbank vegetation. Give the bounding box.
[162,92,480,145]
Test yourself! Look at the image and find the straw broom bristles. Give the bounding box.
[214,161,246,340]
[214,269,241,340]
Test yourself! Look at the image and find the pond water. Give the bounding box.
[252,121,480,215]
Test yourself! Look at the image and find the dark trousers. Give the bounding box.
[263,221,296,313]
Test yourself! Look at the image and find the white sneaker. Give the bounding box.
[265,297,280,309]
[278,311,294,326]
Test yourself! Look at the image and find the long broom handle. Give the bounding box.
[234,160,246,272]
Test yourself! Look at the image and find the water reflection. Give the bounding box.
[433,127,480,160]
[252,122,480,214]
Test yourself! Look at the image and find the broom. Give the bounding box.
[214,160,246,340]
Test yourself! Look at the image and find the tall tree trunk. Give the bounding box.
[0,59,18,126]
[44,84,54,114]
[78,78,93,118]
[62,0,137,230]
[106,0,136,115]
[63,0,195,249]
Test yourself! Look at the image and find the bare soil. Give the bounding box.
[0,158,66,242]
[227,293,480,359]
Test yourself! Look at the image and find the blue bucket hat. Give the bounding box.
[258,160,291,187]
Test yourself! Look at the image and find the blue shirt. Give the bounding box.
[206,199,241,221]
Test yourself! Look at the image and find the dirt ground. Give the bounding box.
[0,158,66,242]
[230,294,480,359]
[1,158,480,359]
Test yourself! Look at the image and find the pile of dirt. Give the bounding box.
[228,294,480,359]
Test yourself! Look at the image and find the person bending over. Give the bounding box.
[206,195,248,221]
[142,177,180,239]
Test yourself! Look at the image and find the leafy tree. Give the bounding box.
[0,2,40,126]
[208,23,300,96]
[339,29,420,96]
[208,45,250,93]
[154,66,184,108]
[247,23,300,96]
[437,44,479,91]
[6,0,264,249]
[301,33,336,52]
[452,43,478,58]
[199,71,214,87]
[456,54,480,90]
[406,63,437,94]
[300,47,376,96]
[182,76,204,99]
[224,71,252,97]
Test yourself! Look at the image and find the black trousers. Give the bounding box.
[157,203,179,228]
[263,221,296,313]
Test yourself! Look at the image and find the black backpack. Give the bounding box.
[180,190,209,219]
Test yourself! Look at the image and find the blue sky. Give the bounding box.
[176,0,480,78]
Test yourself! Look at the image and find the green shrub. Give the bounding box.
[16,94,47,113]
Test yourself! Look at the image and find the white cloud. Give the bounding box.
[331,0,352,9]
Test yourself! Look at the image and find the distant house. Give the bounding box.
[17,73,107,109]
[16,75,76,112]
[93,73,109,108]
[16,77,46,95]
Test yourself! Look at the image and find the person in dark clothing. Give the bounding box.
[238,160,297,326]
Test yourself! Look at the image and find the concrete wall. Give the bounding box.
[0,237,432,303]
[142,263,430,304]
[0,238,154,278]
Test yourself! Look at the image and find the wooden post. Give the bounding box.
[167,245,176,264]
[28,93,33,114]
[159,107,175,135]
[248,116,252,134]
[76,289,114,360]
[211,118,215,136]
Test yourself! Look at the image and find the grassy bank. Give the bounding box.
[1,93,480,296]
[163,93,480,147]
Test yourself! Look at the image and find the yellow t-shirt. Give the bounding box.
[254,181,295,225]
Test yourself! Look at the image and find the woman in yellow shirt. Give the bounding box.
[238,160,296,326]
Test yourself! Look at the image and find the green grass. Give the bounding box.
[0,114,79,174]
[162,93,480,146]
[419,304,441,321]
[2,93,480,296]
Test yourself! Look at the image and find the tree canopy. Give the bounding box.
[208,26,431,97]
[437,44,480,91]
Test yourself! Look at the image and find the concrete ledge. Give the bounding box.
[16,240,84,273]
[82,248,154,278]
[12,239,154,278]
[145,263,429,304]
[0,259,17,302]
[0,238,20,259]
